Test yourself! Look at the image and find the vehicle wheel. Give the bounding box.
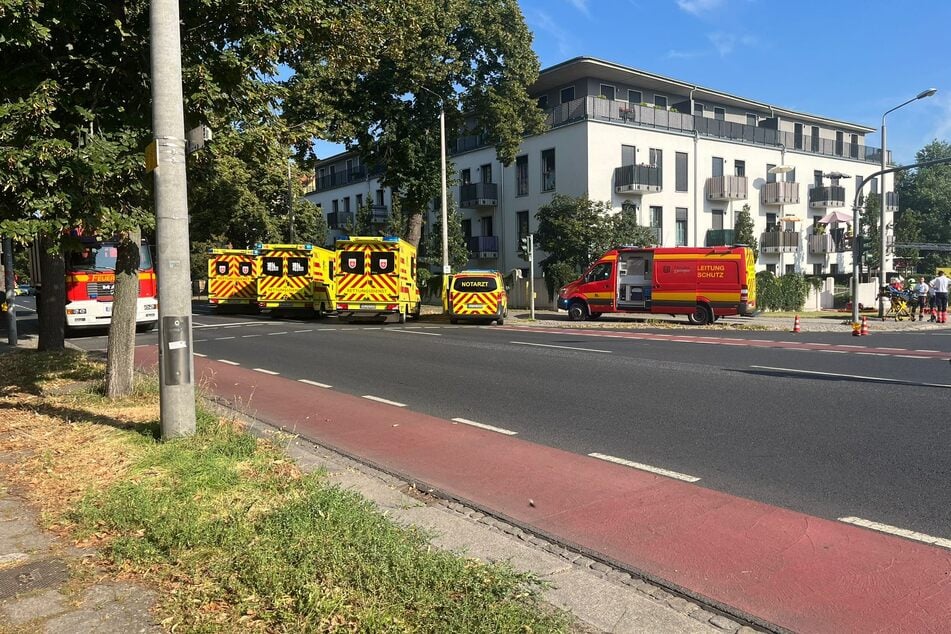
[586,312,601,320]
[567,300,589,321]
[687,304,713,325]
[412,301,421,319]
[496,316,504,325]
[316,303,327,319]
[397,307,407,324]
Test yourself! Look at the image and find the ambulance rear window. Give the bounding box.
[370,252,395,275]
[262,257,283,277]
[215,259,230,276]
[340,251,364,274]
[453,276,498,292]
[287,257,309,277]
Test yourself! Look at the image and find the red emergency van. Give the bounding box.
[556,246,756,325]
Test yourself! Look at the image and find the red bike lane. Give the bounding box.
[136,346,951,633]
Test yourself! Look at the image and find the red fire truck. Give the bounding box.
[32,235,159,332]
[557,246,756,325]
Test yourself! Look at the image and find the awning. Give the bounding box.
[818,210,853,224]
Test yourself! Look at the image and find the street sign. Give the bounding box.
[145,140,159,173]
[186,124,212,154]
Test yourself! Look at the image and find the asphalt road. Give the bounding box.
[54,304,951,540]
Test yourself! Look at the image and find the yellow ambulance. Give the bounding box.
[444,269,508,325]
[255,243,335,316]
[207,248,257,308]
[335,236,420,322]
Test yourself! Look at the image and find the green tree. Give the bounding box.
[896,140,951,272]
[860,192,882,272]
[610,207,660,249]
[734,203,758,259]
[286,0,545,249]
[426,196,469,274]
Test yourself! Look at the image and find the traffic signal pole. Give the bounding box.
[151,0,196,438]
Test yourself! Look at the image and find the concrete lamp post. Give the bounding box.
[878,87,937,317]
[419,86,450,280]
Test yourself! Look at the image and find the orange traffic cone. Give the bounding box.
[860,316,870,336]
[792,315,801,333]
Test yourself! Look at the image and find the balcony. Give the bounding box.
[808,186,846,208]
[807,234,834,254]
[761,181,800,206]
[705,229,735,247]
[466,235,499,259]
[459,182,498,208]
[760,230,800,253]
[885,191,899,212]
[614,164,662,194]
[327,211,354,230]
[370,205,389,223]
[705,175,747,201]
[316,165,367,192]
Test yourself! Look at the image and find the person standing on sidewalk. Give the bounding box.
[928,279,937,321]
[931,271,949,323]
[914,278,930,321]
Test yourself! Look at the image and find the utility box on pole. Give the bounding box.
[151,0,196,438]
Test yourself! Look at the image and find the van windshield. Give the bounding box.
[68,242,153,272]
[453,276,498,292]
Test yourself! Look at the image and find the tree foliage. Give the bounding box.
[734,203,758,260]
[896,140,951,272]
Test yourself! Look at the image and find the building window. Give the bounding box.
[481,216,493,237]
[560,86,575,104]
[734,160,745,177]
[766,163,776,183]
[809,126,820,152]
[785,264,795,274]
[675,152,688,192]
[541,149,556,192]
[600,84,616,100]
[766,264,776,275]
[649,148,662,168]
[813,263,823,276]
[537,95,548,109]
[830,263,839,276]
[814,170,823,187]
[628,90,642,105]
[714,107,725,121]
[515,155,528,196]
[480,163,492,183]
[461,219,472,238]
[356,193,363,209]
[835,131,844,156]
[766,213,777,229]
[870,176,879,195]
[712,209,724,231]
[694,103,704,117]
[332,199,339,213]
[460,168,471,185]
[622,144,636,166]
[712,157,724,177]
[343,196,350,213]
[654,95,668,109]
[517,211,529,243]
[650,206,663,229]
[675,208,688,246]
[850,133,859,159]
[376,189,384,206]
[746,113,757,126]
[794,123,804,150]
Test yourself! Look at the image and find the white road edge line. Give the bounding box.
[838,517,951,550]
[217,359,240,366]
[750,365,951,389]
[253,368,279,375]
[511,341,611,354]
[193,353,207,358]
[361,395,407,407]
[298,379,332,388]
[451,417,518,436]
[588,453,700,483]
[390,329,442,337]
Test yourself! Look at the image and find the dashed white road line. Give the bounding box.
[294,329,313,333]
[390,329,442,337]
[361,395,407,407]
[838,517,951,550]
[451,417,518,436]
[253,368,279,375]
[194,353,207,358]
[750,365,951,389]
[588,453,701,483]
[218,359,240,366]
[214,336,235,341]
[298,379,332,388]
[242,334,262,338]
[511,341,611,354]
[268,331,288,336]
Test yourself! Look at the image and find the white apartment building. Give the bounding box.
[304,57,895,286]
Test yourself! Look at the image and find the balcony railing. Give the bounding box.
[704,229,736,247]
[808,185,846,208]
[885,191,899,212]
[544,96,890,165]
[466,235,499,258]
[705,175,747,201]
[459,182,498,208]
[760,230,800,253]
[327,211,354,230]
[614,164,662,194]
[761,181,800,205]
[316,165,367,192]
[807,234,834,254]
[370,205,389,223]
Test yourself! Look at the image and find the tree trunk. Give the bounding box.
[405,211,423,249]
[106,228,140,398]
[37,234,66,351]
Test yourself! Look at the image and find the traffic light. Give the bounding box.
[519,234,533,261]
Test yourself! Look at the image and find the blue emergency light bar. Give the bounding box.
[383,236,399,242]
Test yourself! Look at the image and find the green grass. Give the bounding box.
[70,405,568,633]
[0,349,100,395]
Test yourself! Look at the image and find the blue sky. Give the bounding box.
[317,0,950,164]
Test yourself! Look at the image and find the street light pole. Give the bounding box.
[287,158,295,243]
[419,86,449,278]
[878,87,937,317]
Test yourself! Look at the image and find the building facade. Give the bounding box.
[304,57,895,283]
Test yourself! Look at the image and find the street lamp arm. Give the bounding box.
[882,97,918,124]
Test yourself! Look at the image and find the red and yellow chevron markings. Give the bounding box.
[207,250,256,304]
[451,291,500,316]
